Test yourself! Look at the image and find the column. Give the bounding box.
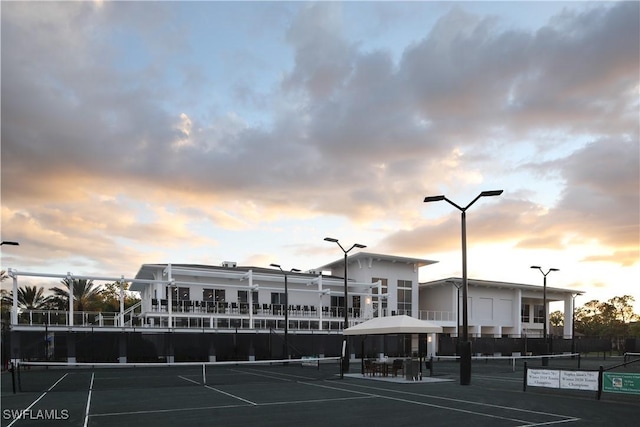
[563,294,574,339]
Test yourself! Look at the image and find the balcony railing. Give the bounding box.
[419,310,456,322]
[12,304,368,330]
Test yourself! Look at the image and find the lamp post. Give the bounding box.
[270,264,300,359]
[424,190,503,385]
[446,280,462,341]
[530,266,558,365]
[324,237,366,373]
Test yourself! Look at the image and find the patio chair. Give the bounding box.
[392,359,406,377]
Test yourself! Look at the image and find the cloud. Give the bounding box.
[1,1,638,276]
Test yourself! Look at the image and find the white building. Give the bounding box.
[5,252,582,361]
[419,278,582,339]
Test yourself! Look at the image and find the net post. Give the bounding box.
[523,361,527,392]
[597,366,603,400]
[17,361,22,392]
[202,363,206,385]
[11,362,16,394]
[578,353,581,369]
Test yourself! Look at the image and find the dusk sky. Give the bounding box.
[1,1,638,311]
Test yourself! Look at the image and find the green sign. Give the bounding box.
[603,372,640,395]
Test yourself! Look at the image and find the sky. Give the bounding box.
[1,1,638,312]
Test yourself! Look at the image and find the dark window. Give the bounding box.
[533,305,544,323]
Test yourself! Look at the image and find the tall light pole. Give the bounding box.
[446,280,462,341]
[530,266,559,365]
[424,190,503,385]
[324,237,366,373]
[270,264,300,359]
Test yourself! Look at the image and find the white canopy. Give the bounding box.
[343,315,443,335]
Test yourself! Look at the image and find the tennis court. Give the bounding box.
[1,355,638,426]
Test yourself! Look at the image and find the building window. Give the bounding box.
[521,305,530,323]
[331,296,345,316]
[533,305,544,323]
[239,290,259,304]
[215,289,226,303]
[372,278,388,316]
[397,280,412,315]
[167,287,190,301]
[271,292,286,314]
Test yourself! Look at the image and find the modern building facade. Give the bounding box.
[419,278,582,339]
[4,252,581,362]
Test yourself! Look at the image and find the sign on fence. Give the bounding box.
[527,369,598,391]
[560,370,598,391]
[527,369,560,388]
[602,373,640,395]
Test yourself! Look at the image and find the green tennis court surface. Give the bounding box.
[2,356,638,427]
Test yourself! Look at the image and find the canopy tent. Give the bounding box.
[343,315,443,335]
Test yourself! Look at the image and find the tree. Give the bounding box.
[98,282,140,312]
[1,286,51,310]
[550,310,564,327]
[49,279,103,312]
[608,295,637,323]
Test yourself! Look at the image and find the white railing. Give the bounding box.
[419,310,456,322]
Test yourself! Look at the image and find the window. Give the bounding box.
[521,305,530,323]
[204,289,226,302]
[239,290,259,304]
[533,305,544,323]
[397,280,412,315]
[331,295,345,308]
[167,287,190,301]
[372,278,388,316]
[271,292,285,305]
[215,289,226,303]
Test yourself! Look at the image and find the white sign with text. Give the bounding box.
[560,370,599,391]
[527,369,560,388]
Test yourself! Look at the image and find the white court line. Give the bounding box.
[301,381,568,425]
[178,375,200,385]
[341,381,579,421]
[204,385,257,405]
[515,419,580,427]
[90,395,374,418]
[83,373,95,427]
[89,403,251,418]
[177,373,257,405]
[6,373,69,427]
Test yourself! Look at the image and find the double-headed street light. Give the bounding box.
[530,266,559,365]
[0,241,19,246]
[424,190,503,385]
[324,237,366,373]
[270,264,301,359]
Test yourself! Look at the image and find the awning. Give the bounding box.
[343,315,443,335]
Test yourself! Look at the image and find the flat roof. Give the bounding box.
[420,277,583,296]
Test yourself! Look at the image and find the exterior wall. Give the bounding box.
[328,258,420,318]
[468,286,516,328]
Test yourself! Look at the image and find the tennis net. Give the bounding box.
[429,353,581,376]
[16,357,342,393]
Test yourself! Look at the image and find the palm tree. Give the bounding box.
[1,285,51,310]
[50,278,103,312]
